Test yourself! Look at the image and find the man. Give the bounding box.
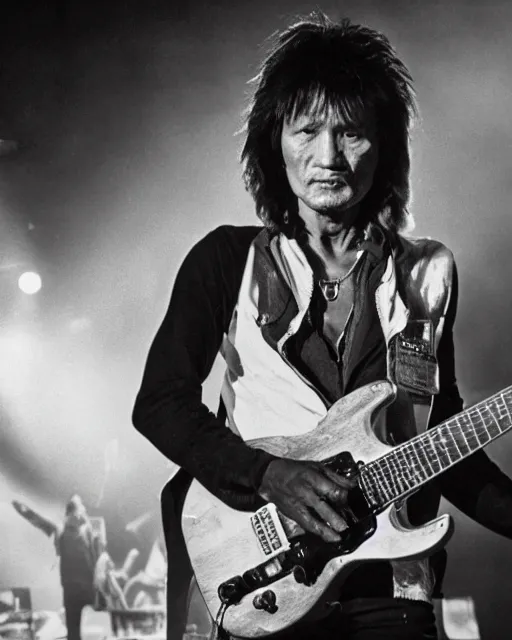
[13,496,100,640]
[133,13,512,639]
[56,496,101,640]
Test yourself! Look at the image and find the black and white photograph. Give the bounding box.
[1,1,512,639]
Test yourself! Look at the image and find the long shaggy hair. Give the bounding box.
[241,13,418,235]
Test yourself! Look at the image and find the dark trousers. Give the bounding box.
[273,598,437,640]
[62,585,94,640]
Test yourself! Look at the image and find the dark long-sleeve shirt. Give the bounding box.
[133,226,275,504]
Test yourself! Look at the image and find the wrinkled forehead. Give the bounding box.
[282,85,374,128]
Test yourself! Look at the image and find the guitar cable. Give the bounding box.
[209,602,231,640]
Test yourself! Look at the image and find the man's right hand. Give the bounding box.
[257,458,358,543]
[12,500,28,515]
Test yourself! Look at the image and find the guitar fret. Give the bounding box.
[361,463,384,506]
[439,425,462,465]
[358,466,374,504]
[386,454,409,497]
[448,426,464,462]
[377,457,404,503]
[422,436,440,475]
[428,429,446,470]
[489,398,505,433]
[373,464,391,505]
[464,410,489,447]
[472,405,486,438]
[395,446,416,489]
[403,442,426,484]
[501,393,512,425]
[498,394,512,430]
[394,454,412,494]
[466,414,486,447]
[476,404,500,439]
[379,458,397,502]
[412,442,432,481]
[431,429,447,469]
[423,446,436,475]
[451,418,471,456]
[495,394,509,424]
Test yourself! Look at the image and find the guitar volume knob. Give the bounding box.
[293,566,308,584]
[218,575,247,605]
[252,589,277,613]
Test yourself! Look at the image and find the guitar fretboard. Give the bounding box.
[360,386,512,509]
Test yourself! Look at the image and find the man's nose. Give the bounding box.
[315,130,347,169]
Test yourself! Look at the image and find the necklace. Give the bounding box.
[318,257,360,302]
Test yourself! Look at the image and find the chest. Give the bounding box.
[319,279,355,350]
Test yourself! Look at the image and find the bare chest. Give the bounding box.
[319,280,354,350]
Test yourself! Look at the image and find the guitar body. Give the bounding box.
[182,381,454,638]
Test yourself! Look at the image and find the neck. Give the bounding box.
[309,226,359,257]
[298,208,364,279]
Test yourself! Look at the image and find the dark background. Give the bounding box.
[1,0,511,636]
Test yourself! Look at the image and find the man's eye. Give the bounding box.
[345,131,361,140]
[298,127,316,135]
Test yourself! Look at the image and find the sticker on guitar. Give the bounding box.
[250,504,290,559]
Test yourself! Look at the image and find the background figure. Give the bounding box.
[13,495,100,640]
[122,536,166,608]
[54,495,100,640]
[93,548,140,611]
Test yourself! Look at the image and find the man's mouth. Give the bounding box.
[315,178,347,188]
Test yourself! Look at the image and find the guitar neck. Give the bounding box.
[360,385,512,509]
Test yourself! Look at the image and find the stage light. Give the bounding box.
[18,271,42,295]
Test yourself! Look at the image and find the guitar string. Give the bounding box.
[349,391,512,506]
[365,432,508,504]
[361,393,512,504]
[367,426,501,497]
[365,393,511,480]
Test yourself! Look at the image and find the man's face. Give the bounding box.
[65,496,87,528]
[280,102,379,221]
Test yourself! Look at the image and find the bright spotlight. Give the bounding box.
[18,271,42,295]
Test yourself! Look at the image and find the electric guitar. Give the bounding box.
[181,380,512,638]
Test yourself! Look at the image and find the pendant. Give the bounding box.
[319,279,340,302]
